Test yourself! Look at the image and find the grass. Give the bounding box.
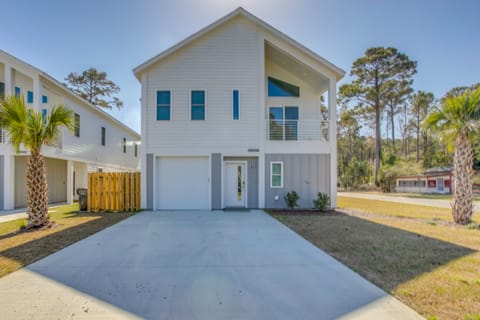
[271,197,480,320]
[343,191,480,201]
[337,196,479,223]
[0,204,136,278]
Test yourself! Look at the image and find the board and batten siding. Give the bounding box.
[265,154,330,208]
[144,17,261,152]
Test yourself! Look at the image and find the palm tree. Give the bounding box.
[0,96,73,229]
[424,87,480,224]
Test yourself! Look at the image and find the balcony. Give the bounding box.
[266,120,329,141]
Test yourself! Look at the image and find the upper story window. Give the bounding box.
[233,90,239,120]
[191,90,205,120]
[74,113,80,137]
[14,87,20,98]
[134,143,138,158]
[101,126,106,146]
[42,95,48,104]
[268,77,299,97]
[123,138,126,153]
[156,90,171,121]
[27,91,33,104]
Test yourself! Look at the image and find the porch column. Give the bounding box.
[33,75,41,112]
[67,160,74,204]
[328,78,337,207]
[4,63,12,95]
[4,155,15,210]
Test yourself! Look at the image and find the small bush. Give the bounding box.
[284,191,299,209]
[313,192,330,211]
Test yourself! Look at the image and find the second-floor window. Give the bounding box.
[123,138,126,153]
[269,106,299,140]
[27,91,33,104]
[233,90,239,120]
[101,127,106,146]
[42,95,48,103]
[191,90,205,120]
[156,90,171,121]
[0,82,4,99]
[134,143,138,158]
[74,113,80,137]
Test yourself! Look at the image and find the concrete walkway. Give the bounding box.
[340,192,480,211]
[0,210,421,319]
[0,203,69,223]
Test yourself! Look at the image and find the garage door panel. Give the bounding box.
[157,157,209,210]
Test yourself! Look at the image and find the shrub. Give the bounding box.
[313,192,330,211]
[284,191,299,209]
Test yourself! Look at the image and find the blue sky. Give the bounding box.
[2,0,479,133]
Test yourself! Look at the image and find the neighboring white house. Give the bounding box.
[0,50,140,210]
[134,7,344,210]
[395,168,453,194]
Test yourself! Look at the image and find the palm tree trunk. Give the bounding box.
[26,150,50,228]
[452,131,474,224]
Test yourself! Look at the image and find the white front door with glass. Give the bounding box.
[224,162,247,207]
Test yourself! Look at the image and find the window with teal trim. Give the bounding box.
[27,91,33,103]
[268,77,299,97]
[156,91,171,120]
[14,87,20,97]
[233,90,239,120]
[101,127,106,146]
[41,109,47,121]
[123,138,126,153]
[191,90,205,120]
[42,95,48,103]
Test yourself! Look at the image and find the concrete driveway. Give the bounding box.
[0,210,421,319]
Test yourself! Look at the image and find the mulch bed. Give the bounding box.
[268,209,339,216]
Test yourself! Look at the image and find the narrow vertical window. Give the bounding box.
[134,143,138,158]
[156,91,171,120]
[191,90,205,120]
[0,82,5,99]
[14,87,20,97]
[41,109,47,121]
[233,90,239,120]
[270,162,283,188]
[42,95,48,103]
[123,138,126,153]
[74,113,80,137]
[101,126,106,146]
[27,91,33,103]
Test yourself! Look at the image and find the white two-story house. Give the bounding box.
[134,7,344,210]
[0,50,140,210]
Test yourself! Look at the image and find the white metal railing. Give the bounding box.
[266,120,329,141]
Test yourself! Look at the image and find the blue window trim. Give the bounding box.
[42,95,48,103]
[14,87,21,98]
[233,90,239,120]
[191,90,205,120]
[156,90,171,121]
[27,91,33,103]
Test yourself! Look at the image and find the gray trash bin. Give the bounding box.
[77,188,88,211]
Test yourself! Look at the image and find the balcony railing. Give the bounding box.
[267,120,329,141]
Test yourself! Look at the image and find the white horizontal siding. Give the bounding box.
[144,17,260,151]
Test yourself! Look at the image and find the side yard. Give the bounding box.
[271,196,480,320]
[0,204,136,278]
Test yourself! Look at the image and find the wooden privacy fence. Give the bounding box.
[88,172,140,212]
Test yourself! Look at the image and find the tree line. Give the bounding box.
[337,46,479,191]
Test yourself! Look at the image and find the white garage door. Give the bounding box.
[156,157,209,210]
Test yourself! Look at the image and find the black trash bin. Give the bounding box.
[77,188,88,211]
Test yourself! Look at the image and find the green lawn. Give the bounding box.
[0,204,136,278]
[271,197,480,320]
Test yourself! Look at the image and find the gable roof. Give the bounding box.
[133,7,345,81]
[0,49,140,138]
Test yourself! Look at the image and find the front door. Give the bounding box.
[224,162,247,207]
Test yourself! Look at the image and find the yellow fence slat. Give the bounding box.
[87,172,140,212]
